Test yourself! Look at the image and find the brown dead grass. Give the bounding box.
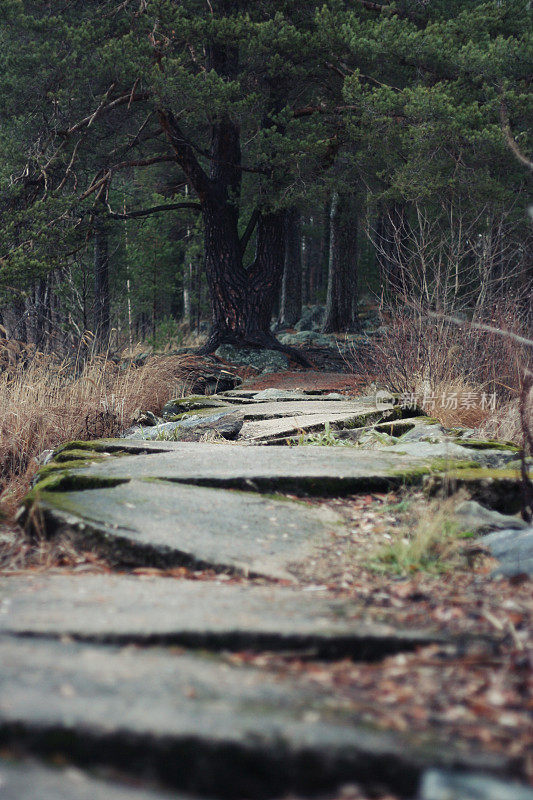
[0,348,192,516]
[350,297,531,435]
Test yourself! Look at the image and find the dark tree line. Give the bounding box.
[0,0,530,355]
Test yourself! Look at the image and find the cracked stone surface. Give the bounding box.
[0,573,446,656]
[418,768,533,800]
[0,759,178,800]
[0,637,512,799]
[45,441,469,494]
[11,386,529,798]
[124,410,245,441]
[237,399,391,421]
[33,479,338,580]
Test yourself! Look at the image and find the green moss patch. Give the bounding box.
[451,439,518,452]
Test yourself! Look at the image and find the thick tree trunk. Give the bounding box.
[160,37,310,363]
[323,192,361,333]
[279,208,302,328]
[200,207,294,350]
[94,216,110,344]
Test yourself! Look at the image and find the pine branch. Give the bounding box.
[158,109,211,201]
[106,202,201,219]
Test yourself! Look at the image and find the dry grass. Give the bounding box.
[0,347,192,517]
[351,297,531,435]
[369,493,477,575]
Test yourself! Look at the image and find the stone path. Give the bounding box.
[1,387,531,799]
[0,574,447,656]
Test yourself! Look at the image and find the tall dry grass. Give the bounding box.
[0,348,192,516]
[351,296,532,435]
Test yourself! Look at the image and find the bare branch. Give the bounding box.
[158,109,211,200]
[106,201,201,219]
[60,90,151,136]
[428,311,533,349]
[500,100,533,171]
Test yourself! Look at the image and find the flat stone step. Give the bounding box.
[0,574,446,657]
[238,399,391,421]
[239,413,380,441]
[0,758,179,800]
[42,441,468,496]
[31,480,338,580]
[0,637,513,799]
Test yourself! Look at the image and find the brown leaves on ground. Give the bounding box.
[230,490,533,787]
[243,642,533,785]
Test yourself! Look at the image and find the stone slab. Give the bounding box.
[48,441,456,496]
[238,399,391,421]
[239,413,378,441]
[0,637,512,798]
[418,768,533,800]
[124,411,244,441]
[250,389,349,401]
[480,526,533,578]
[454,500,528,535]
[0,759,178,800]
[33,480,337,580]
[379,441,512,468]
[0,574,446,657]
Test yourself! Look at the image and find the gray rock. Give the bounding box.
[162,396,230,417]
[240,414,385,441]
[251,388,312,401]
[250,390,349,403]
[400,423,448,444]
[0,574,445,657]
[240,398,393,421]
[0,759,178,800]
[279,331,335,348]
[425,469,530,515]
[480,526,533,578]
[418,768,533,800]
[0,637,512,799]
[454,500,528,535]
[215,344,290,373]
[133,410,159,427]
[37,440,484,496]
[380,440,513,468]
[124,410,244,441]
[294,304,325,331]
[31,479,337,580]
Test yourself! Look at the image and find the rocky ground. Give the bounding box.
[0,358,532,800]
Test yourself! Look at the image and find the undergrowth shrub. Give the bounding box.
[0,348,192,516]
[350,296,532,433]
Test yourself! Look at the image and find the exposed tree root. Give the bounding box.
[197,328,313,368]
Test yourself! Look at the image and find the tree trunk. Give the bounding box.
[279,208,302,328]
[200,206,290,350]
[323,192,361,333]
[159,38,309,362]
[93,216,110,344]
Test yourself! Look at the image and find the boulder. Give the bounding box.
[279,331,335,348]
[162,396,230,418]
[454,500,528,535]
[215,344,290,373]
[418,768,533,800]
[124,410,244,442]
[399,423,448,444]
[294,304,325,331]
[480,526,533,578]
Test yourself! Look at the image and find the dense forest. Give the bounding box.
[0,0,531,356]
